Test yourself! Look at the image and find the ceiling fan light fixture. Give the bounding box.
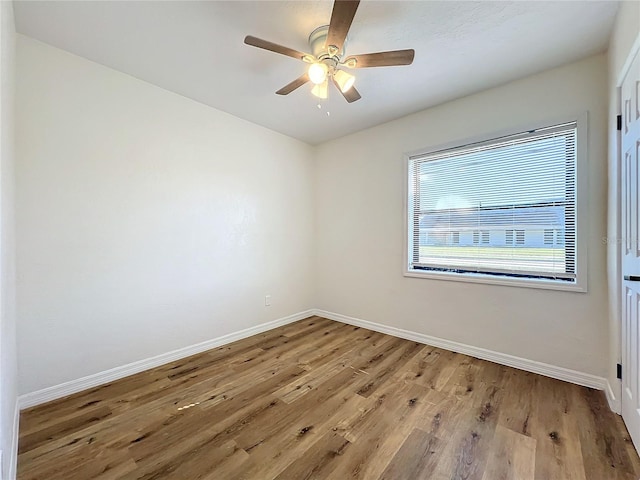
[308,62,329,85]
[244,0,415,103]
[311,79,328,99]
[334,69,355,93]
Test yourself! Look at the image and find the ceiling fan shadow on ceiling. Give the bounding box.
[243,0,415,104]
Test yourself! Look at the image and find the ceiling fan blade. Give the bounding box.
[342,86,361,103]
[276,73,310,95]
[332,77,361,103]
[343,49,415,68]
[326,0,360,52]
[244,35,311,61]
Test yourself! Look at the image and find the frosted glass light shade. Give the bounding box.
[308,63,328,85]
[311,79,328,99]
[334,69,355,93]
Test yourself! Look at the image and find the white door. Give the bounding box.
[621,47,640,448]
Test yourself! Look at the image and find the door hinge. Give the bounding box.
[617,363,622,379]
[617,114,622,131]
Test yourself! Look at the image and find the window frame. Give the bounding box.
[403,113,588,292]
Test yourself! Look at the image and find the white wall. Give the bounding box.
[315,54,609,377]
[0,0,18,477]
[15,35,315,395]
[607,1,640,410]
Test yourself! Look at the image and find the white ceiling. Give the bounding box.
[14,1,618,145]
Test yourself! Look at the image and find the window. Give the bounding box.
[544,229,554,245]
[406,120,583,290]
[505,230,514,245]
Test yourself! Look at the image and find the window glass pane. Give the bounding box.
[408,122,577,282]
[506,230,513,245]
[544,229,553,245]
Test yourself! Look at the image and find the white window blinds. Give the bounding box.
[408,122,577,282]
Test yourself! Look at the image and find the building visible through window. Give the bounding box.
[506,230,514,245]
[544,229,554,245]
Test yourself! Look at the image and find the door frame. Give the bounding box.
[615,33,640,415]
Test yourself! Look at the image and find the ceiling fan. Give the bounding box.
[244,0,415,103]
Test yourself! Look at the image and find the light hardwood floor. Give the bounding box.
[18,316,640,479]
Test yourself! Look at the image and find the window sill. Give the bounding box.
[404,269,587,293]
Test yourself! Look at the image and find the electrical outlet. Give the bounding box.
[265,295,271,307]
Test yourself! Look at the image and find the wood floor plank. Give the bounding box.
[497,368,535,436]
[573,385,640,480]
[481,425,536,480]
[297,329,389,374]
[18,405,113,454]
[228,342,424,478]
[272,431,350,480]
[530,375,587,480]
[18,317,640,480]
[352,385,445,479]
[378,427,440,480]
[124,366,306,473]
[428,360,506,480]
[19,365,306,478]
[354,340,424,398]
[402,347,461,391]
[231,368,359,455]
[334,382,442,480]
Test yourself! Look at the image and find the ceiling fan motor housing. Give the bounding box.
[309,25,344,66]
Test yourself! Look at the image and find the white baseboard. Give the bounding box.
[606,379,622,414]
[15,307,614,414]
[313,309,609,392]
[18,310,315,410]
